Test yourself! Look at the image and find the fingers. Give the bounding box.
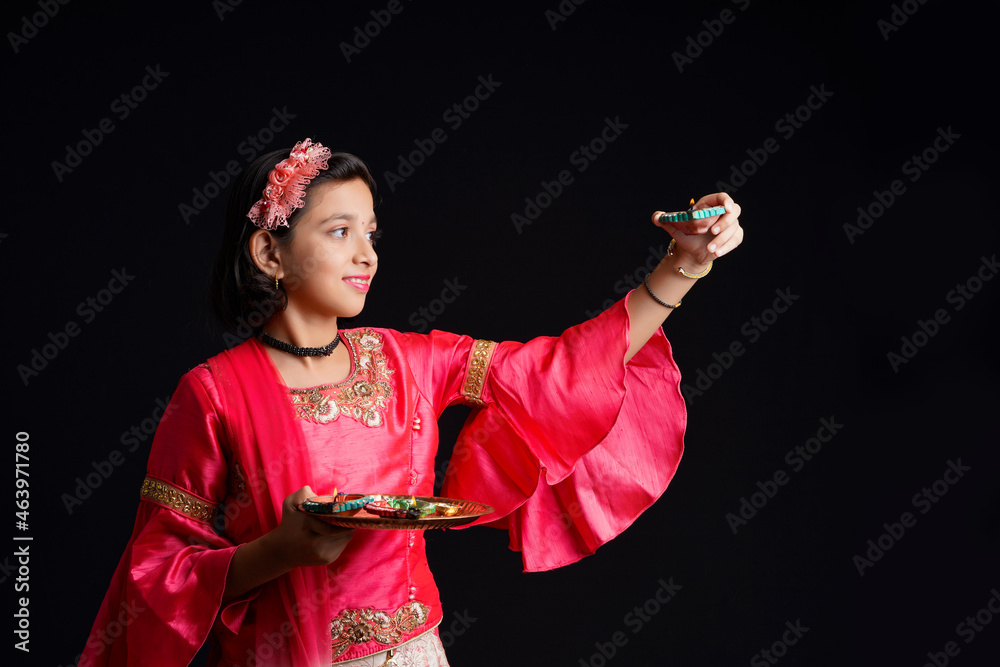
[695,192,736,212]
[709,207,741,236]
[653,196,743,257]
[658,220,679,237]
[304,514,354,538]
[681,210,742,256]
[651,211,674,232]
[707,201,742,254]
[658,216,729,248]
[700,198,740,235]
[714,201,742,232]
[652,196,741,236]
[653,194,740,220]
[707,224,744,258]
[653,211,709,236]
[285,485,316,513]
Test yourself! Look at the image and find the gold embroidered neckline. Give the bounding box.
[288,329,393,427]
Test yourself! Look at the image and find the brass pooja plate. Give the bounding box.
[299,494,494,530]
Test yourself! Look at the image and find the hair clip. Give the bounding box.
[247,138,332,230]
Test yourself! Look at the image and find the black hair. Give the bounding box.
[209,147,378,334]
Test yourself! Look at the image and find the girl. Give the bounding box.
[81,139,743,666]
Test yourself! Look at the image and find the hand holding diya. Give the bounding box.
[300,489,375,515]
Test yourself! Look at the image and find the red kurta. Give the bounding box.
[80,293,686,666]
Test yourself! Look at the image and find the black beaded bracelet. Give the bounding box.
[643,275,681,309]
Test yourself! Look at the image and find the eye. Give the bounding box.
[331,227,348,238]
[366,228,383,245]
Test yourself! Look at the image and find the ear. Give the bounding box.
[249,230,283,279]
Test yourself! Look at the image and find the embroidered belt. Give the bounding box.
[330,627,445,666]
[331,601,431,660]
[461,339,497,407]
[139,477,216,524]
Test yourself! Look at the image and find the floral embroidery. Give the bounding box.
[140,477,216,524]
[289,330,393,427]
[330,601,430,659]
[461,339,496,407]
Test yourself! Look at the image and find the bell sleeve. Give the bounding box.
[441,290,686,572]
[80,366,254,666]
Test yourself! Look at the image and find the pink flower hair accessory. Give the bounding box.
[247,138,332,230]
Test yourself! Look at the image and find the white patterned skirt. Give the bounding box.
[333,629,450,667]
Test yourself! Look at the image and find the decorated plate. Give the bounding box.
[299,494,494,530]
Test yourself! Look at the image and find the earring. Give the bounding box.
[274,275,280,290]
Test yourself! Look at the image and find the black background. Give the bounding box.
[4,0,998,665]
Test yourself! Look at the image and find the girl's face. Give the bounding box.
[278,178,378,321]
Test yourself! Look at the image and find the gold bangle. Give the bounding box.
[677,262,712,279]
[667,239,713,279]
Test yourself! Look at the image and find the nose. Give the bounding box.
[355,235,377,269]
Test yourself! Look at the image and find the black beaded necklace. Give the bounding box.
[260,332,341,357]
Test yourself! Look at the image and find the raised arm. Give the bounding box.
[625,193,744,362]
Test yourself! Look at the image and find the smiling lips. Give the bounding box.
[344,275,370,292]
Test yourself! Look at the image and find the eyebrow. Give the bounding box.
[321,213,378,225]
